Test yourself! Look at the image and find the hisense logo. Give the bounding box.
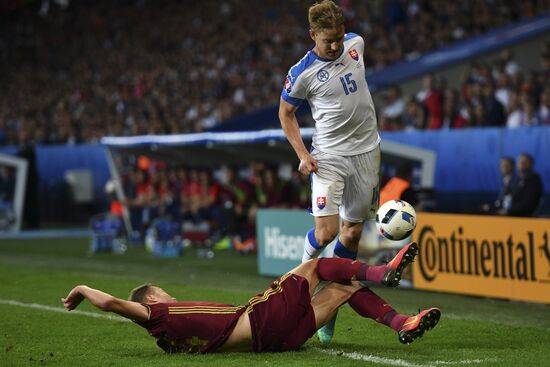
[264,227,303,260]
[417,225,550,282]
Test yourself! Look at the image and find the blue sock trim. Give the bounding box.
[334,239,357,260]
[307,228,322,250]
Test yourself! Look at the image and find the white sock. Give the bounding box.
[302,228,324,263]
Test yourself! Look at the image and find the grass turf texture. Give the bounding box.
[1,238,549,366]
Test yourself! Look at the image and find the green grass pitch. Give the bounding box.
[1,237,549,366]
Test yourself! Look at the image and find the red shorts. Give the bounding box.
[247,273,317,352]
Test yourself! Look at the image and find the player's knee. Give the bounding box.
[315,228,337,246]
[340,225,362,245]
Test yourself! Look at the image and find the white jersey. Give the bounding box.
[281,33,380,156]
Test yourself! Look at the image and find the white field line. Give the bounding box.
[313,348,498,367]
[1,299,499,366]
[0,299,130,322]
[431,360,499,365]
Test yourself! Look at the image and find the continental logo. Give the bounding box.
[417,225,550,282]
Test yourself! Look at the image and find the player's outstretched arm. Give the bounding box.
[62,285,149,322]
[279,98,318,175]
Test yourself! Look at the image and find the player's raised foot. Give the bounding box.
[398,308,441,345]
[382,242,418,287]
[318,312,337,344]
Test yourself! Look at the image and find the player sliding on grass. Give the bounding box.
[62,242,440,353]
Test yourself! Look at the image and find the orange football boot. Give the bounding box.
[399,308,441,344]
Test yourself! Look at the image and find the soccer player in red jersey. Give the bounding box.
[62,242,440,353]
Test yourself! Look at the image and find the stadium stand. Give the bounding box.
[1,0,549,145]
[379,44,550,130]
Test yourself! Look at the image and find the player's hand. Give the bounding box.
[298,154,318,175]
[62,286,85,311]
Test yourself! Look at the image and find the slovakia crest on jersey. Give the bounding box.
[317,197,326,210]
[283,76,292,93]
[349,49,359,61]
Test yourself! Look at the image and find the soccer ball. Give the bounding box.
[375,200,417,240]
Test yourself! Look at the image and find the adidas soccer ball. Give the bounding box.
[376,200,417,240]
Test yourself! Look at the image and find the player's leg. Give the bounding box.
[310,283,441,345]
[315,147,381,343]
[298,240,417,343]
[310,281,363,329]
[308,153,363,342]
[289,241,418,296]
[303,214,339,262]
[348,286,441,344]
[316,220,363,343]
[339,146,381,249]
[303,152,345,343]
[302,149,345,263]
[288,258,322,296]
[316,241,418,286]
[335,220,363,257]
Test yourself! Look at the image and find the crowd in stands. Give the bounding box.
[117,157,310,249]
[379,46,550,130]
[1,0,549,145]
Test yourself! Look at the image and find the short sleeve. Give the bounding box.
[136,303,166,333]
[281,72,307,107]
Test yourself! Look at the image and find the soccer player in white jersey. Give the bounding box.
[279,0,384,343]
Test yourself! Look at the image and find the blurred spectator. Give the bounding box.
[481,83,506,126]
[539,86,550,125]
[441,89,468,128]
[401,97,425,130]
[481,156,518,214]
[501,49,520,77]
[522,100,541,126]
[125,169,155,233]
[288,170,311,209]
[494,71,513,110]
[104,179,124,218]
[380,161,417,206]
[416,74,443,129]
[379,86,406,130]
[507,153,544,217]
[382,86,405,121]
[506,91,523,128]
[154,170,175,217]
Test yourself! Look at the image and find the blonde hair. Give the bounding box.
[129,283,155,303]
[308,0,345,32]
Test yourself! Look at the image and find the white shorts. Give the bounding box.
[310,145,380,222]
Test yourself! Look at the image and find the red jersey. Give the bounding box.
[137,302,246,353]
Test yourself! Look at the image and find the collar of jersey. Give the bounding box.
[310,45,345,62]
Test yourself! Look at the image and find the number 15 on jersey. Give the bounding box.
[339,73,357,95]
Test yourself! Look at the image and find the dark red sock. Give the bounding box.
[348,287,408,332]
[316,258,386,284]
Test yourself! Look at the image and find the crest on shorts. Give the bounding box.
[349,49,359,61]
[317,197,326,209]
[283,76,292,93]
